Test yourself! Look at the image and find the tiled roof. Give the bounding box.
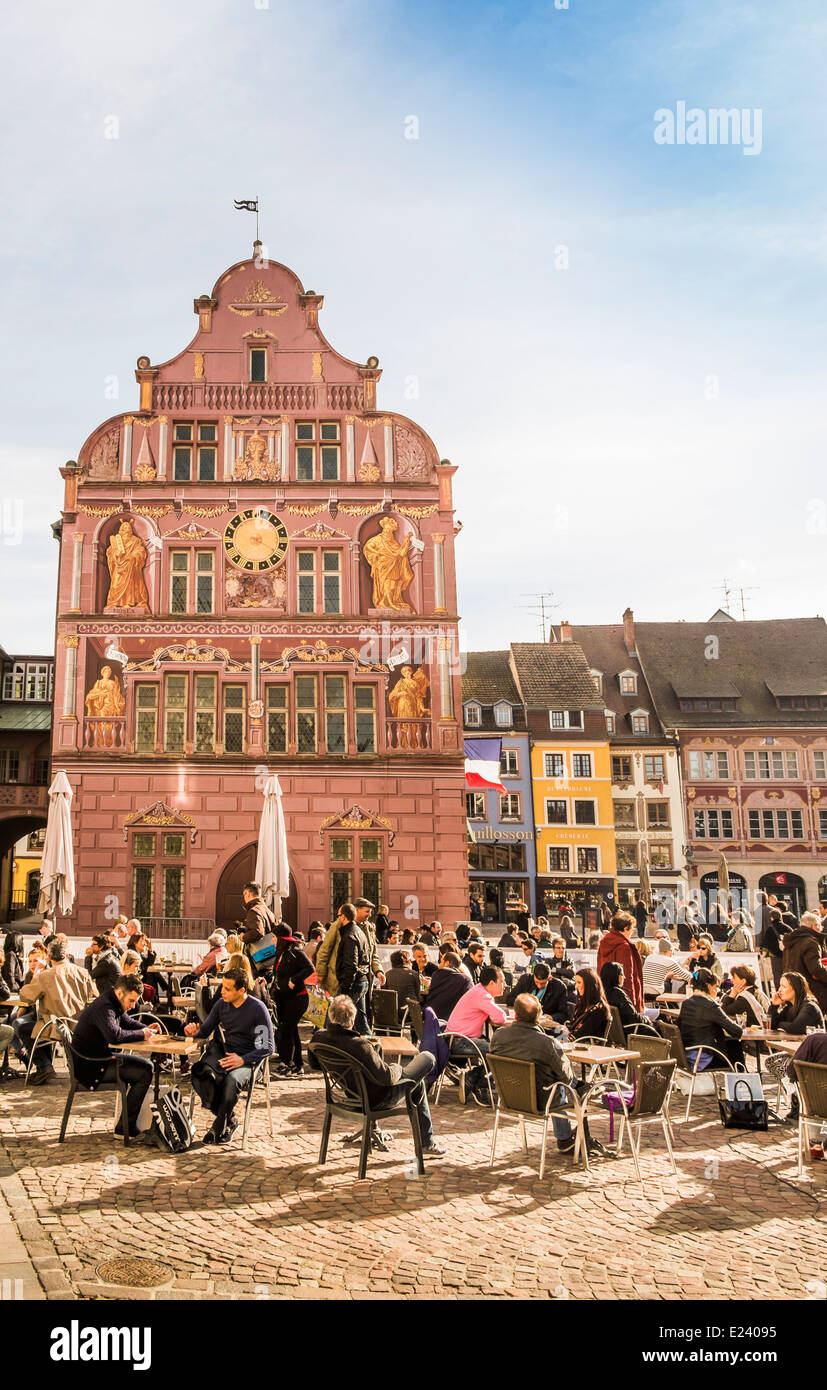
[636,617,827,727]
[462,652,527,732]
[462,651,521,705]
[0,703,52,732]
[564,624,665,741]
[510,642,605,710]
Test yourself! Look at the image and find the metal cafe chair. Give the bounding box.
[187,1054,274,1152]
[52,1019,133,1146]
[605,1058,679,1182]
[371,988,409,1037]
[659,1020,742,1122]
[433,1032,495,1107]
[487,1054,589,1178]
[23,998,64,1086]
[792,1061,827,1178]
[308,1041,425,1180]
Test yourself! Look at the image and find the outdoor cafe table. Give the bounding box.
[111,1035,201,1102]
[377,1035,419,1060]
[0,996,21,1009]
[562,1043,641,1084]
[740,1027,803,1071]
[147,962,193,1014]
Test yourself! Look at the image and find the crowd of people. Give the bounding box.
[2,887,826,1161]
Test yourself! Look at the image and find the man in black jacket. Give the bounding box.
[336,903,373,1036]
[462,942,485,985]
[426,953,470,1021]
[311,994,445,1156]
[678,969,744,1067]
[506,962,569,1023]
[71,976,158,1139]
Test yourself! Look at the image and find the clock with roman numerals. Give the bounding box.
[223,508,288,571]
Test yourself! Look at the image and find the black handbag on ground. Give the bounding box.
[717,1077,769,1131]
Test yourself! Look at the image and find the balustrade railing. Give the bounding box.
[84,717,126,750]
[386,718,431,751]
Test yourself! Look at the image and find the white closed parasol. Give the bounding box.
[37,770,76,917]
[255,773,290,918]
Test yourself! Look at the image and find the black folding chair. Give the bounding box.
[309,1041,425,1180]
[52,1020,133,1146]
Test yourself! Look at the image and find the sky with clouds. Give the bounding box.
[1,0,825,654]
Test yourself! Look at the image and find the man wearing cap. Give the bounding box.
[353,896,386,1026]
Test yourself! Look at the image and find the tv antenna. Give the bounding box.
[519,592,559,642]
[720,579,758,621]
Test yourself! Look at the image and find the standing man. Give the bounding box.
[335,903,373,1036]
[185,967,274,1145]
[239,881,277,977]
[353,896,386,1024]
[596,911,645,1011]
[633,894,650,940]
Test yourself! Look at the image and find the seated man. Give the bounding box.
[506,961,569,1023]
[71,974,159,1139]
[17,938,98,1085]
[426,951,471,1021]
[311,993,445,1156]
[445,964,507,1106]
[642,938,693,1000]
[411,944,437,983]
[184,967,274,1146]
[678,968,744,1069]
[490,994,597,1156]
[383,950,420,1014]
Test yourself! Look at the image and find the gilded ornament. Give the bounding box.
[59,634,80,647]
[396,503,438,519]
[358,464,380,482]
[340,502,382,516]
[193,352,205,379]
[78,503,123,518]
[312,352,323,379]
[285,502,327,516]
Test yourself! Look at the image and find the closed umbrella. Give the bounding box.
[638,837,651,910]
[37,770,75,917]
[255,773,290,919]
[717,850,731,920]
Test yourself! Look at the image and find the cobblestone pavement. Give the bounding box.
[1,1063,825,1301]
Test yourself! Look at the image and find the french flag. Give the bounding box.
[464,737,506,793]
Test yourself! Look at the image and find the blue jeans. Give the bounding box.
[385,1051,435,1146]
[348,977,371,1037]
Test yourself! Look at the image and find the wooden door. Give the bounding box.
[215,843,297,933]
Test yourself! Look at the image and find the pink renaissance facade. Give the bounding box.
[52,243,468,936]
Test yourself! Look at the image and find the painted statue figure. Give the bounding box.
[363,516,414,611]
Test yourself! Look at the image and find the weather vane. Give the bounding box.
[234,196,260,243]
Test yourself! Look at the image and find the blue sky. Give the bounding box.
[1,0,825,653]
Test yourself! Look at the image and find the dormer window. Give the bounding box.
[619,671,638,696]
[464,702,482,727]
[605,711,616,735]
[631,709,649,735]
[250,347,267,383]
[590,670,603,695]
[550,710,583,730]
[494,702,513,728]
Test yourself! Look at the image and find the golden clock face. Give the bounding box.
[223,508,288,571]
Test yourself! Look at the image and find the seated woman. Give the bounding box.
[599,961,655,1037]
[769,972,825,1036]
[686,934,723,983]
[678,968,744,1068]
[721,964,769,1027]
[546,936,576,983]
[568,968,611,1042]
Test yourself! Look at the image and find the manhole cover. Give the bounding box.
[95,1257,173,1288]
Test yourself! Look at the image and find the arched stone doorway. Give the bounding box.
[758,870,806,919]
[215,843,297,933]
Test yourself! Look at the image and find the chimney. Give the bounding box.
[559,620,572,642]
[623,607,635,654]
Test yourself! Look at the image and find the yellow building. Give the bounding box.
[510,640,617,932]
[11,830,44,916]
